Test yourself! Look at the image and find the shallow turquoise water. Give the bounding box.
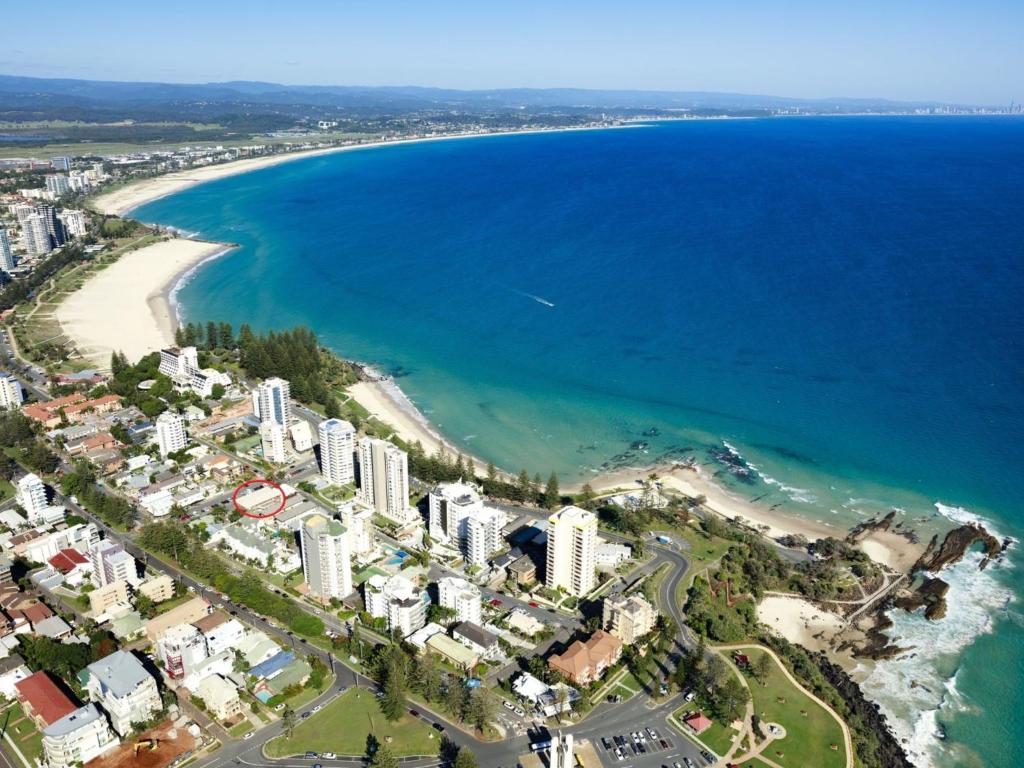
[135,117,1024,766]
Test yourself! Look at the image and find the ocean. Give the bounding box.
[133,116,1024,767]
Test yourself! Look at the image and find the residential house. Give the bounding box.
[15,671,78,728]
[196,674,243,721]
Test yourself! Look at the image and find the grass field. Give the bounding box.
[2,703,44,767]
[264,688,438,759]
[673,705,740,756]
[734,648,846,768]
[227,720,254,737]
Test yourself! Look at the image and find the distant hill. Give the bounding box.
[0,73,954,114]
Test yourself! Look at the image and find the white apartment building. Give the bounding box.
[45,174,70,197]
[23,523,98,564]
[159,346,199,378]
[364,574,428,637]
[545,506,598,597]
[437,576,483,625]
[260,421,289,463]
[156,411,187,457]
[0,373,23,408]
[157,623,209,680]
[59,209,87,237]
[22,214,52,256]
[0,229,14,272]
[340,503,375,557]
[252,377,291,426]
[42,704,119,768]
[318,418,356,486]
[89,540,138,588]
[428,481,482,541]
[157,346,230,397]
[300,514,353,602]
[84,650,162,736]
[357,437,413,525]
[464,508,504,566]
[15,474,48,518]
[428,482,503,565]
[290,420,313,452]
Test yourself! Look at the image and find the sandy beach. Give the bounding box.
[55,237,230,367]
[90,125,632,217]
[756,594,847,655]
[347,379,493,476]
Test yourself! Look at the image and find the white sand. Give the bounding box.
[90,126,633,217]
[347,380,492,476]
[858,530,923,572]
[757,594,846,653]
[56,237,229,367]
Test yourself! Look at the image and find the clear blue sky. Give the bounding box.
[3,0,1021,104]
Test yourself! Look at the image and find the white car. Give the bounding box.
[274,703,285,711]
[243,732,254,740]
[503,700,515,710]
[321,753,336,760]
[311,705,322,713]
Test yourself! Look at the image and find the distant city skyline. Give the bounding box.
[2,0,1021,105]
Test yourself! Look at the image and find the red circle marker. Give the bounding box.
[232,478,287,519]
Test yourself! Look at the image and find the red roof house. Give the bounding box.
[49,548,89,574]
[14,671,78,727]
[683,712,713,734]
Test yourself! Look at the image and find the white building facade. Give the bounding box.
[318,418,356,486]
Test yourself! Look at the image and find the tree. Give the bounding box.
[754,652,772,686]
[281,707,296,739]
[516,469,531,501]
[544,471,560,509]
[579,482,595,507]
[324,396,340,419]
[210,383,225,400]
[369,743,398,768]
[444,680,466,721]
[380,649,406,721]
[453,747,480,768]
[466,687,496,732]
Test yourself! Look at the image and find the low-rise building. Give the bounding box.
[452,621,499,658]
[196,674,243,721]
[138,574,175,603]
[15,671,78,728]
[41,704,119,768]
[88,580,131,613]
[548,630,623,686]
[144,596,211,642]
[512,672,578,718]
[601,592,657,644]
[0,655,30,698]
[425,632,479,672]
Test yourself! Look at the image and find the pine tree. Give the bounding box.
[218,322,234,349]
[544,471,560,509]
[369,743,398,768]
[324,396,340,419]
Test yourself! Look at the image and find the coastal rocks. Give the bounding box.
[811,651,915,768]
[894,577,950,621]
[911,523,1005,574]
[847,509,898,538]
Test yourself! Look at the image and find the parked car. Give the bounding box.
[528,601,539,608]
[432,723,445,732]
[243,732,254,740]
[489,598,503,606]
[321,752,336,760]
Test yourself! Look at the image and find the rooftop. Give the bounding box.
[42,703,104,738]
[86,650,154,699]
[15,671,78,725]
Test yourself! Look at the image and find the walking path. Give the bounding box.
[714,643,853,768]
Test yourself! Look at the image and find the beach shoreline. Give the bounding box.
[80,116,927,575]
[55,237,233,367]
[89,123,638,218]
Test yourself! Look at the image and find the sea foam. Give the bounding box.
[858,509,1015,768]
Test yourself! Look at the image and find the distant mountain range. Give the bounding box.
[0,74,959,114]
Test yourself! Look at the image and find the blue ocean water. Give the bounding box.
[134,117,1024,766]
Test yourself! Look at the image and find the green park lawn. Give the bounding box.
[735,648,847,768]
[264,688,438,759]
[2,703,44,766]
[674,704,740,756]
